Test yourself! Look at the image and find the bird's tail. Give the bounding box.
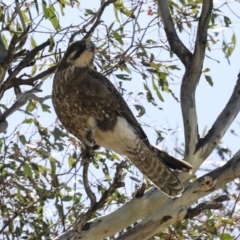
[127,139,185,197]
[150,145,192,174]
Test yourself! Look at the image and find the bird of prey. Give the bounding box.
[52,39,192,197]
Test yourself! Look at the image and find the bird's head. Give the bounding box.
[60,39,96,68]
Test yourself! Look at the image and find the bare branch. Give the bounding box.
[157,0,192,66]
[69,0,117,44]
[14,65,57,87]
[82,147,97,207]
[0,38,50,99]
[0,80,43,133]
[199,73,240,160]
[54,161,126,240]
[184,195,230,219]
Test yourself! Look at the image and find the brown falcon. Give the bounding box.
[52,39,192,197]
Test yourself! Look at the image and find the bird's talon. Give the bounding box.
[83,129,95,147]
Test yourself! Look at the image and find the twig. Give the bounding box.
[0,80,43,133]
[0,38,50,99]
[15,0,29,51]
[221,193,239,238]
[135,183,146,198]
[83,161,97,207]
[184,194,230,219]
[54,161,126,240]
[69,0,117,43]
[14,65,57,87]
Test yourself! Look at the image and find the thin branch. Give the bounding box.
[54,161,126,240]
[0,80,43,133]
[184,195,230,219]
[221,193,240,238]
[69,0,117,44]
[84,0,117,40]
[13,65,57,87]
[0,38,50,99]
[82,156,97,207]
[157,0,192,66]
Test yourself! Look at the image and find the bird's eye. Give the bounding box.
[76,42,85,49]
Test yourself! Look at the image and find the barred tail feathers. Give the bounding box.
[150,145,192,174]
[127,139,184,197]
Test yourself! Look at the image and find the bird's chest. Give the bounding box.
[52,71,117,139]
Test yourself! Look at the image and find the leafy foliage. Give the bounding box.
[0,0,239,239]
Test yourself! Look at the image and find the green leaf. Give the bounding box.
[52,127,62,141]
[62,195,73,201]
[204,75,213,86]
[19,135,27,145]
[41,103,51,113]
[59,0,65,16]
[223,16,231,27]
[202,67,211,73]
[34,0,39,14]
[48,5,60,30]
[85,9,94,16]
[49,157,57,174]
[23,118,35,124]
[42,1,49,19]
[155,130,164,145]
[143,83,154,102]
[31,63,37,76]
[31,37,37,49]
[152,78,164,102]
[68,155,76,168]
[129,176,141,183]
[21,10,30,24]
[221,233,234,240]
[23,163,33,178]
[113,31,123,45]
[26,100,37,112]
[49,36,55,52]
[115,74,131,81]
[134,104,145,117]
[1,34,8,48]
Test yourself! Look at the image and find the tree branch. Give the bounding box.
[69,0,117,43]
[184,195,230,219]
[199,73,240,160]
[13,65,57,87]
[157,0,192,66]
[54,150,240,240]
[180,0,213,165]
[0,80,43,133]
[0,38,50,99]
[116,151,239,240]
[54,161,126,240]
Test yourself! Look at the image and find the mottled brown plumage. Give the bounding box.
[52,39,192,197]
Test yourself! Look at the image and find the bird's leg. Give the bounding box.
[83,128,95,147]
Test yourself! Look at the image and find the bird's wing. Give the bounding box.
[88,70,149,142]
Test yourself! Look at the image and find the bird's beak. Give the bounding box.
[86,41,96,52]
